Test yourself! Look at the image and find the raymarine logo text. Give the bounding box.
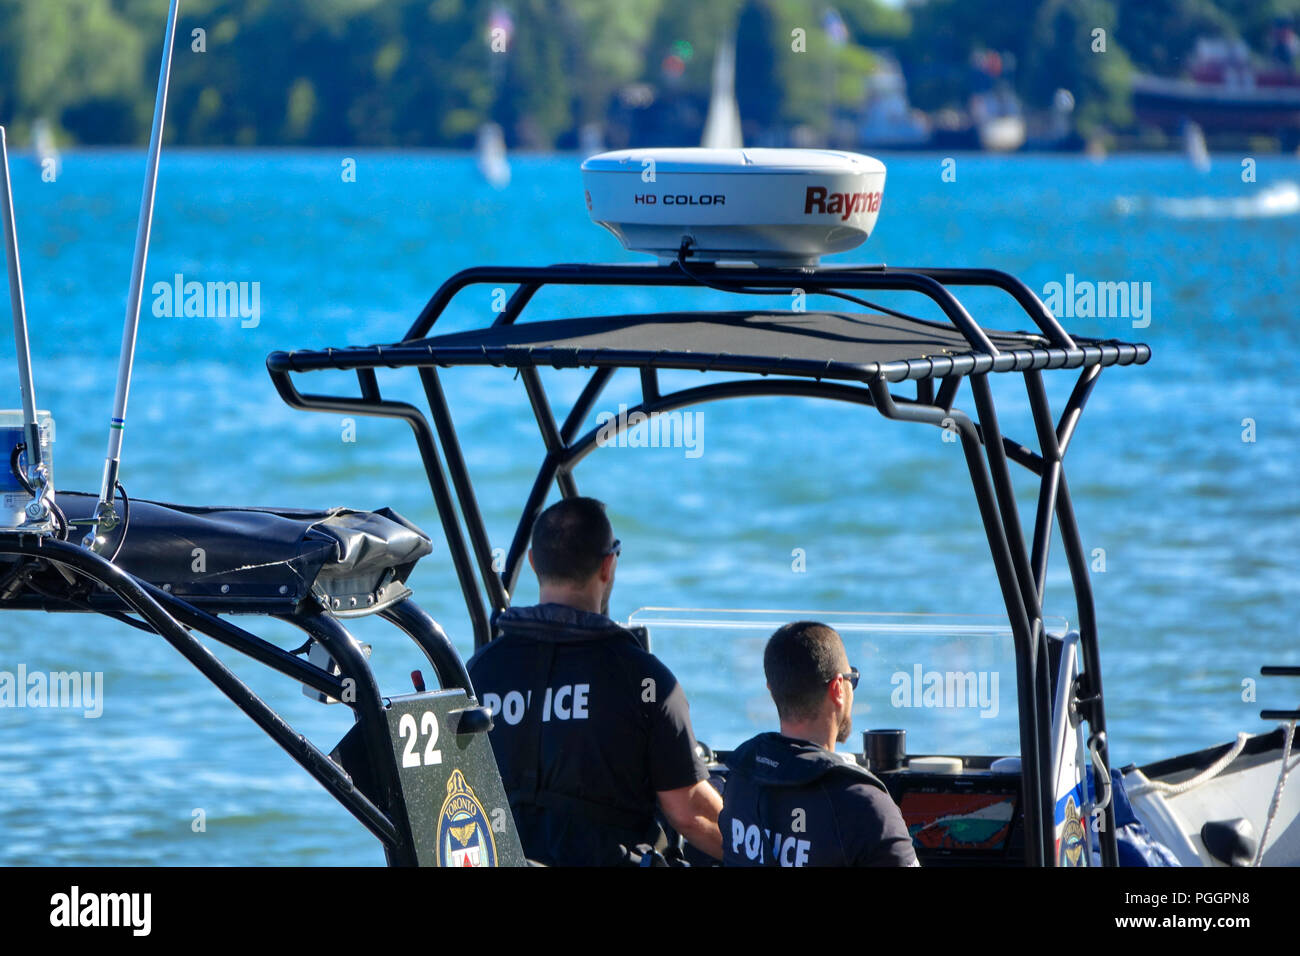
[804,186,881,221]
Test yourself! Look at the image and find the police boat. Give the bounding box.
[263,145,1298,867]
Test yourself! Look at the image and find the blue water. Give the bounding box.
[0,151,1297,864]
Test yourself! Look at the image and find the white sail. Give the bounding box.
[578,122,605,158]
[477,122,510,188]
[1182,120,1210,172]
[32,118,60,178]
[701,36,743,150]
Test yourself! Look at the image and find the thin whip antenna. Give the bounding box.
[0,126,51,523]
[86,0,180,551]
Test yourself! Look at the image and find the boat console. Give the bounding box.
[880,763,1025,865]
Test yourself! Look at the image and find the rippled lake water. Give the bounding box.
[0,150,1296,864]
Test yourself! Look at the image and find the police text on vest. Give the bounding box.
[482,684,590,725]
[731,818,812,866]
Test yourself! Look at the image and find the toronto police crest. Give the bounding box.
[1059,793,1086,867]
[436,769,497,867]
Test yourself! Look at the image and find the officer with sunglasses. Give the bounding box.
[468,496,722,866]
[720,621,918,866]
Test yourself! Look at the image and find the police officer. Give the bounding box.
[467,496,722,866]
[721,621,918,867]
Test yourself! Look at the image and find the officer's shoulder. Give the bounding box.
[613,640,677,678]
[599,639,683,698]
[826,775,901,818]
[466,633,514,672]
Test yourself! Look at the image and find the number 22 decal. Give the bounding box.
[398,711,442,767]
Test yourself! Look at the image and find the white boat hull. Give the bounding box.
[1124,728,1299,866]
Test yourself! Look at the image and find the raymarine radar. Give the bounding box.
[581,147,886,266]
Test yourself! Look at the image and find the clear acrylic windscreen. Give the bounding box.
[624,608,1068,759]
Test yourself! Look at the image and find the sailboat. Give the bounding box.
[579,122,605,158]
[31,119,60,179]
[476,121,510,188]
[700,35,743,149]
[1182,119,1211,171]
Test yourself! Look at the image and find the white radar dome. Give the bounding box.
[580,148,886,266]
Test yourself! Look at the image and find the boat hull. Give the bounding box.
[1123,727,1299,866]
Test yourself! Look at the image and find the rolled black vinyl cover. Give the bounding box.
[48,491,433,615]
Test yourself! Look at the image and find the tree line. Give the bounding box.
[0,0,1296,147]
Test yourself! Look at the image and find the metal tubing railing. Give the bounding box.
[381,598,475,696]
[0,538,402,848]
[398,263,1006,356]
[419,367,510,612]
[501,378,878,607]
[905,266,1076,349]
[278,610,417,866]
[519,367,580,500]
[268,369,492,647]
[967,373,1056,864]
[866,379,1046,867]
[1053,473,1120,866]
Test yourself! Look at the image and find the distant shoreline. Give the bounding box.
[14,144,1300,157]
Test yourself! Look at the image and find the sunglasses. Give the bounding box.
[834,666,860,690]
[604,538,621,558]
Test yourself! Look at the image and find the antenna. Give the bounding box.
[0,126,52,526]
[85,0,181,551]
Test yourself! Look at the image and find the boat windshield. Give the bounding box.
[625,608,1069,760]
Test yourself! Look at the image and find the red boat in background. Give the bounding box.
[1134,28,1300,149]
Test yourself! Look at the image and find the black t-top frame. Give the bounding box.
[267,260,1152,867]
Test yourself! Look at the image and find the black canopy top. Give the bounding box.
[269,309,1150,383]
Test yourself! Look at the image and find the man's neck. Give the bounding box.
[537,585,603,615]
[778,720,836,752]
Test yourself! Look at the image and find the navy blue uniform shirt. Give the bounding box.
[468,603,708,866]
[721,732,919,867]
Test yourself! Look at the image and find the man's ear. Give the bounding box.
[527,548,535,573]
[828,674,847,709]
[598,552,615,583]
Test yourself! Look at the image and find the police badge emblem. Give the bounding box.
[1058,794,1086,867]
[436,769,498,867]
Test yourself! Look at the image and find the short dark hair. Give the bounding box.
[530,497,615,584]
[764,621,847,722]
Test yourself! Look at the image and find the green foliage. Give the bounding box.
[1114,0,1234,74]
[567,0,661,122]
[1021,0,1134,134]
[0,0,1293,146]
[737,1,880,134]
[0,0,144,143]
